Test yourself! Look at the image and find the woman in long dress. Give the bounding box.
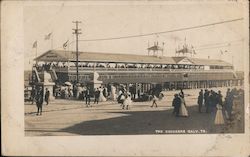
[123,93,132,110]
[214,104,224,125]
[179,95,189,117]
[99,87,107,102]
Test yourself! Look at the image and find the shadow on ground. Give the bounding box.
[60,106,244,135]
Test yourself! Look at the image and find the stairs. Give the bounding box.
[32,67,58,83]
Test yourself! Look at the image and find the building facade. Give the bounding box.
[32,50,244,93]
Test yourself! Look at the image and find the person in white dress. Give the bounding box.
[76,86,83,99]
[123,93,132,110]
[99,87,107,102]
[179,94,188,117]
[214,104,224,125]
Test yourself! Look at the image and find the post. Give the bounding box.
[72,21,82,83]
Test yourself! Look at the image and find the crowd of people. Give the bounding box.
[197,88,244,124]
[29,81,244,124]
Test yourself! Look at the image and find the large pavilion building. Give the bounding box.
[31,49,244,94]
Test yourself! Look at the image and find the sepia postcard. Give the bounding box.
[1,0,250,156]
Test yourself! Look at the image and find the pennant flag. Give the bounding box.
[45,32,52,40]
[32,41,37,48]
[63,40,69,49]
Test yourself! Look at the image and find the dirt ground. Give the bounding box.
[25,87,244,136]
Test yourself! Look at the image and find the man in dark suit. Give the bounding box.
[204,89,209,113]
[36,86,44,115]
[172,94,181,117]
[44,88,50,105]
[198,89,204,113]
[94,88,100,104]
[85,87,91,107]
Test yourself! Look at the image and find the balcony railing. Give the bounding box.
[52,66,234,73]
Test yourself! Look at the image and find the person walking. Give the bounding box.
[172,94,182,117]
[198,89,204,113]
[44,88,50,105]
[35,86,44,116]
[151,95,158,108]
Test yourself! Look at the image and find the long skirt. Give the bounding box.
[179,103,188,117]
[99,93,107,102]
[214,109,224,125]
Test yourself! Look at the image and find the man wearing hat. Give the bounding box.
[172,94,181,117]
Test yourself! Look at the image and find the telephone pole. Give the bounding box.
[72,21,82,83]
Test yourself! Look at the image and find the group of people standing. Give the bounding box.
[197,88,243,125]
[117,87,132,110]
[85,86,108,107]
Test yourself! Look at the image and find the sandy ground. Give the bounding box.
[25,87,244,136]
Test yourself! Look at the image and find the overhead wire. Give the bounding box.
[77,18,243,42]
[52,18,244,52]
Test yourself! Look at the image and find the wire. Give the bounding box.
[52,18,243,51]
[77,18,243,42]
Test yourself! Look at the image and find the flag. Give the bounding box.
[63,40,69,49]
[32,41,37,48]
[45,32,52,40]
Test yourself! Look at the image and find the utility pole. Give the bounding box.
[72,21,82,83]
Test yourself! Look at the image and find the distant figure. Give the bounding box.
[94,88,100,104]
[103,87,108,98]
[217,90,223,106]
[172,94,182,117]
[158,92,164,101]
[120,93,126,109]
[111,85,117,101]
[137,89,141,99]
[225,90,234,120]
[179,94,188,117]
[214,104,224,125]
[31,87,36,104]
[35,87,44,116]
[179,89,184,98]
[99,87,107,102]
[44,88,50,105]
[123,94,132,110]
[150,95,158,108]
[198,89,204,113]
[85,87,91,107]
[204,89,209,113]
[117,92,125,105]
[210,90,217,113]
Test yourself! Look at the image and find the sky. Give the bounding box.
[24,2,246,70]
